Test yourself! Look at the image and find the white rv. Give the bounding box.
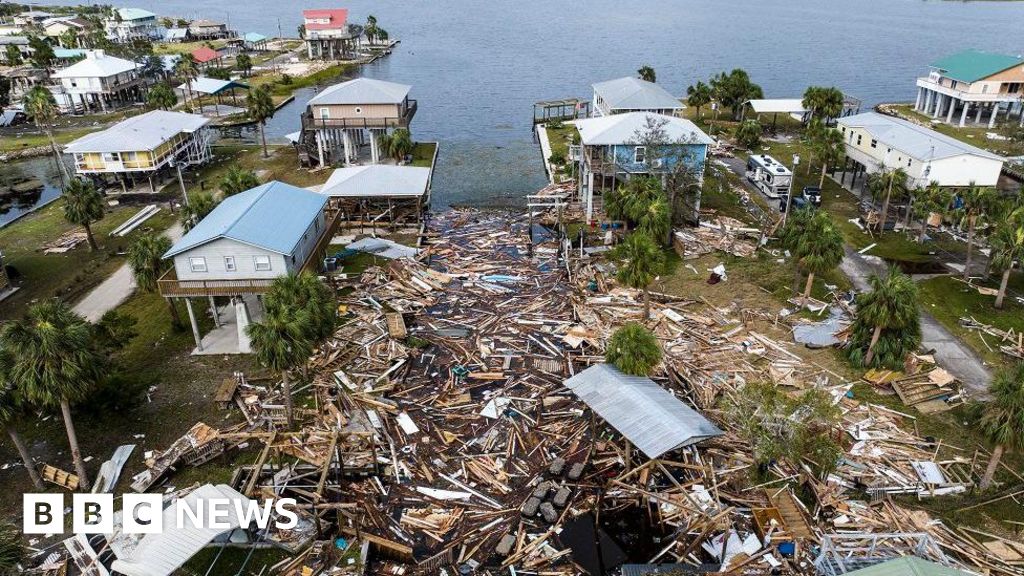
[745,154,793,198]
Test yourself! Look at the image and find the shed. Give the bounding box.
[563,364,722,459]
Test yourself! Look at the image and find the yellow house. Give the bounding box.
[64,110,212,191]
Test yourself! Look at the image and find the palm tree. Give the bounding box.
[2,300,105,487]
[850,268,920,368]
[59,28,79,49]
[181,191,219,231]
[811,126,845,188]
[247,85,275,158]
[637,192,671,246]
[0,353,44,489]
[364,15,378,45]
[990,210,1024,309]
[867,167,908,234]
[796,211,845,299]
[146,82,177,110]
[710,69,763,120]
[127,233,182,326]
[957,183,997,280]
[384,128,414,163]
[263,272,337,346]
[4,45,22,66]
[236,53,253,78]
[63,179,105,251]
[637,65,656,83]
[734,119,762,149]
[915,182,949,243]
[173,54,198,106]
[220,166,259,196]
[0,523,25,574]
[606,323,662,376]
[686,81,712,119]
[616,232,664,320]
[802,86,845,123]
[979,362,1024,489]
[23,86,68,182]
[246,302,312,429]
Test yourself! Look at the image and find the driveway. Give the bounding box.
[74,223,183,322]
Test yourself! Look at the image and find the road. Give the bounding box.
[74,223,183,323]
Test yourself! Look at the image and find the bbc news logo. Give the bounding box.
[24,494,299,535]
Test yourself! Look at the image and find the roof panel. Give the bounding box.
[593,77,685,112]
[930,49,1024,83]
[574,112,713,146]
[320,165,431,198]
[564,364,722,459]
[308,77,412,106]
[838,112,1003,162]
[53,52,137,78]
[64,110,210,154]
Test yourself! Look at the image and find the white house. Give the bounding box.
[52,50,143,112]
[591,77,685,117]
[837,112,1005,188]
[915,50,1024,128]
[104,7,160,43]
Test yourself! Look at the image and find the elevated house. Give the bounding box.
[300,77,417,167]
[591,77,685,117]
[104,8,160,43]
[915,49,1024,128]
[837,111,1005,188]
[13,10,53,27]
[318,164,432,225]
[302,8,360,60]
[64,110,212,191]
[52,50,144,112]
[42,17,90,45]
[160,181,333,351]
[188,19,231,40]
[243,32,269,51]
[572,111,712,221]
[0,23,24,36]
[0,36,31,63]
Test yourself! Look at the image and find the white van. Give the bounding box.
[745,154,793,199]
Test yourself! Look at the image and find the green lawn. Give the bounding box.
[411,142,438,168]
[154,39,229,55]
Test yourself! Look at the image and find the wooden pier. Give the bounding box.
[533,98,590,124]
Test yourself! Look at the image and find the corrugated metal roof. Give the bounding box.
[164,181,328,258]
[244,32,268,42]
[838,112,1004,162]
[64,110,210,154]
[303,8,348,30]
[564,364,722,459]
[620,563,721,576]
[110,484,251,576]
[748,99,808,114]
[930,49,1024,84]
[593,77,685,112]
[308,77,412,106]
[53,52,137,78]
[320,165,431,198]
[574,112,713,147]
[115,7,156,21]
[844,557,971,576]
[191,46,221,63]
[347,237,419,259]
[179,77,250,95]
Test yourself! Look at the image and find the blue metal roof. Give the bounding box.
[164,181,327,259]
[243,32,268,43]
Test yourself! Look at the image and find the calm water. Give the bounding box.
[26,0,1024,206]
[0,158,63,227]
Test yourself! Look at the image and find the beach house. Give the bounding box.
[104,8,160,43]
[915,49,1024,128]
[51,50,144,112]
[302,8,360,60]
[591,77,685,117]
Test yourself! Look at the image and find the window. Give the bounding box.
[354,107,363,114]
[224,256,236,272]
[634,146,646,164]
[856,135,862,146]
[907,159,912,168]
[189,257,207,273]
[319,107,330,120]
[254,255,272,271]
[870,139,878,149]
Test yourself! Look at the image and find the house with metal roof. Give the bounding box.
[837,111,1005,188]
[42,17,89,45]
[160,181,333,350]
[188,19,231,40]
[52,50,144,112]
[64,110,212,191]
[591,77,685,117]
[300,77,417,167]
[243,32,269,51]
[571,111,712,221]
[302,8,359,60]
[0,36,31,63]
[319,165,432,225]
[104,7,160,42]
[564,364,723,459]
[191,46,224,68]
[915,49,1024,128]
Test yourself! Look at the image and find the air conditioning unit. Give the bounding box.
[650,159,664,168]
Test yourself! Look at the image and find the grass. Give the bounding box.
[154,39,229,55]
[188,145,332,194]
[918,274,1024,369]
[0,127,96,154]
[888,104,1024,157]
[411,142,438,168]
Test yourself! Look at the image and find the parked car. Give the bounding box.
[802,186,822,207]
[778,193,807,213]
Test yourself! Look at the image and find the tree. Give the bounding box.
[27,36,55,72]
[0,363,45,489]
[297,24,306,39]
[141,54,166,79]
[127,233,182,326]
[809,125,845,188]
[686,81,712,119]
[802,86,845,123]
[989,210,1024,309]
[847,268,921,369]
[915,182,949,243]
[866,167,908,234]
[220,166,259,196]
[247,286,314,429]
[146,82,177,110]
[59,28,79,49]
[956,183,997,280]
[236,53,253,77]
[795,211,845,299]
[978,363,1024,490]
[247,85,275,158]
[364,15,378,45]
[23,86,69,182]
[615,232,664,319]
[0,523,26,574]
[173,54,199,106]
[606,323,662,376]
[734,119,762,149]
[637,192,671,246]
[63,179,105,251]
[710,69,763,120]
[381,128,414,163]
[181,191,218,231]
[264,272,337,349]
[4,44,21,66]
[0,76,10,114]
[2,300,106,487]
[637,65,656,83]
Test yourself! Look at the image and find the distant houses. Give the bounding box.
[302,8,360,60]
[188,19,231,40]
[51,50,144,112]
[63,110,213,191]
[837,111,1005,188]
[915,49,1024,128]
[300,77,417,167]
[104,7,160,43]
